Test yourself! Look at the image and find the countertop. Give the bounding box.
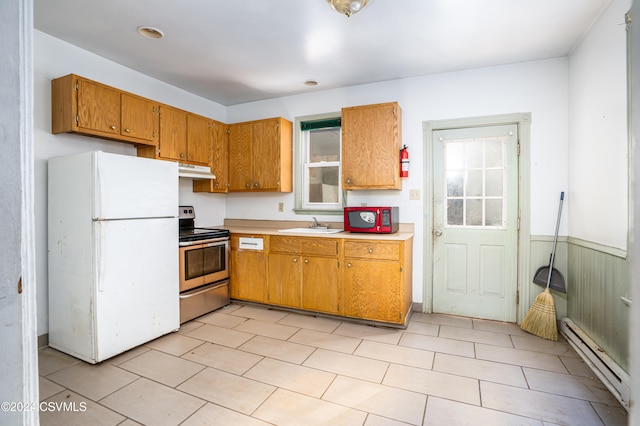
[221,219,414,241]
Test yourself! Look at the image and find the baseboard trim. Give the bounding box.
[38,333,48,349]
[560,318,630,411]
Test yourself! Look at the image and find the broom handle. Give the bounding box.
[546,192,564,289]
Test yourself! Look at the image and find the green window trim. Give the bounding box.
[300,118,342,131]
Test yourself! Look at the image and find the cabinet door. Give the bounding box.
[342,102,401,190]
[252,119,281,190]
[76,78,120,136]
[187,114,212,165]
[230,250,265,302]
[302,257,341,314]
[211,121,229,191]
[344,259,402,322]
[228,122,253,190]
[121,93,157,143]
[267,254,301,308]
[158,105,188,161]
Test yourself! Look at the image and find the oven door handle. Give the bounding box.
[179,238,229,247]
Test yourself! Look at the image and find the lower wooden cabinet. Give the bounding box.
[344,239,413,325]
[231,233,412,326]
[230,235,266,303]
[267,236,342,315]
[301,256,341,315]
[267,253,302,308]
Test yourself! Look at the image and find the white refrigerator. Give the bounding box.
[48,151,179,363]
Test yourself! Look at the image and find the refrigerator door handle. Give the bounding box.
[96,221,104,292]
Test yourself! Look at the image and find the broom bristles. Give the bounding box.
[521,288,558,341]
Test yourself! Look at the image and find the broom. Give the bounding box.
[521,192,564,341]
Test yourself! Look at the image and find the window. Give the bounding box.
[294,116,345,214]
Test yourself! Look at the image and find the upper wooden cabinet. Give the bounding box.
[228,117,292,192]
[137,106,212,166]
[52,74,158,146]
[193,120,230,193]
[341,102,402,190]
[156,104,187,161]
[187,113,213,164]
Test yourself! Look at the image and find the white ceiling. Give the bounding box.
[34,0,611,106]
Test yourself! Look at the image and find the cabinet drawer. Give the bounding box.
[300,238,339,256]
[270,236,339,256]
[344,241,400,261]
[270,236,300,254]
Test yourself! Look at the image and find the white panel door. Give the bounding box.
[93,151,178,220]
[93,217,179,362]
[432,125,518,322]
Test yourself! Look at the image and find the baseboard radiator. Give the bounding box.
[560,318,630,411]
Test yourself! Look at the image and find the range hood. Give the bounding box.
[178,163,215,179]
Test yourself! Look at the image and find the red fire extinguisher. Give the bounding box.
[400,145,409,178]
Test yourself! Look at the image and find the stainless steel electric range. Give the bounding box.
[178,206,230,323]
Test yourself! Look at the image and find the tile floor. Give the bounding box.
[38,303,628,425]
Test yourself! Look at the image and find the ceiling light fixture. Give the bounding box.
[327,0,369,17]
[304,80,319,86]
[137,26,164,39]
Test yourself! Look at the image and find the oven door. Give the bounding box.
[179,239,229,292]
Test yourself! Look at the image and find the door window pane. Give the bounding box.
[485,170,503,197]
[485,140,503,167]
[485,199,503,226]
[447,199,463,225]
[466,199,483,226]
[445,142,464,169]
[466,170,483,197]
[446,171,464,197]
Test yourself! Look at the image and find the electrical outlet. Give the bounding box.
[409,189,420,200]
[278,202,284,212]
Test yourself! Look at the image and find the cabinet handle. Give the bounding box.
[346,178,352,184]
[124,128,130,133]
[180,153,185,158]
[304,259,309,264]
[293,258,297,263]
[347,263,352,268]
[245,183,251,188]
[110,125,116,130]
[368,248,373,253]
[253,182,260,188]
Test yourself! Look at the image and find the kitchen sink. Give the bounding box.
[278,227,343,234]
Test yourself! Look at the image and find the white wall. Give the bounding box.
[568,0,630,250]
[34,31,228,335]
[226,59,571,304]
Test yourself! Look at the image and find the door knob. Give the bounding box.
[434,230,443,237]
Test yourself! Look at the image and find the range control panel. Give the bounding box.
[179,206,195,220]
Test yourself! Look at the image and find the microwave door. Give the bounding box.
[350,211,377,228]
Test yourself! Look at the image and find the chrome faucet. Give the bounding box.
[311,217,320,228]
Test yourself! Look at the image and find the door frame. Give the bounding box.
[422,113,531,323]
